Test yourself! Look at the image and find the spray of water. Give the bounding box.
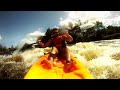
[1,11,120,79]
[13,39,120,79]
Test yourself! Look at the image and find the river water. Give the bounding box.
[68,39,120,79]
[0,39,120,79]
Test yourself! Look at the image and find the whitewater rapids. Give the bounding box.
[0,39,120,79]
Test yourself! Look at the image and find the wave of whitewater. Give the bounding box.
[0,39,120,79]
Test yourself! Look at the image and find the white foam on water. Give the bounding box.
[1,39,120,79]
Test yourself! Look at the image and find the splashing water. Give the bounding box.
[73,39,120,79]
[20,39,120,79]
[20,47,51,67]
[0,39,120,79]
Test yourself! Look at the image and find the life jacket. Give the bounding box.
[52,35,66,49]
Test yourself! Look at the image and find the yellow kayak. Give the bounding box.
[24,54,93,79]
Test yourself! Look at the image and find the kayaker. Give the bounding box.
[38,28,73,65]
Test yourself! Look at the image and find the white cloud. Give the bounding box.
[28,31,44,39]
[59,18,77,30]
[103,16,120,26]
[17,28,45,49]
[60,17,63,21]
[24,30,44,44]
[67,11,111,22]
[0,35,2,40]
[59,11,120,30]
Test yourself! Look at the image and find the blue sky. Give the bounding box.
[0,11,68,47]
[0,11,120,48]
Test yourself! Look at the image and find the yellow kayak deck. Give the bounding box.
[24,54,93,79]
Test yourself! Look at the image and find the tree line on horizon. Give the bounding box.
[0,45,17,55]
[43,20,120,44]
[1,20,120,54]
[19,20,120,52]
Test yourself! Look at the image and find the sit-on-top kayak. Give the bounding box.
[24,54,93,79]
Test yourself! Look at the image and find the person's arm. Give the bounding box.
[38,39,52,48]
[62,32,73,42]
